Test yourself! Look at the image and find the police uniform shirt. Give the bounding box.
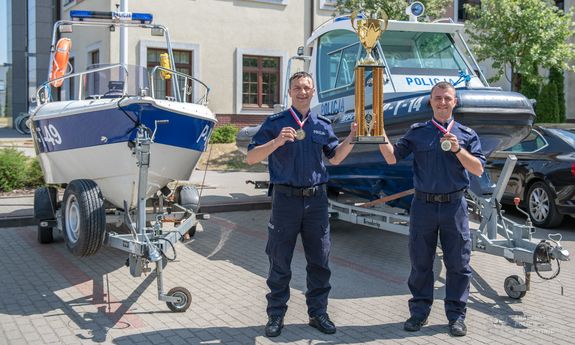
[393,120,486,194]
[248,107,339,187]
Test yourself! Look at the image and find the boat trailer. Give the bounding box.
[35,124,207,312]
[252,155,570,299]
[327,155,570,298]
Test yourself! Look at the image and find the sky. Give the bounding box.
[1,0,7,64]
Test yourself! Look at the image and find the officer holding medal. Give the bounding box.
[378,81,485,337]
[246,71,356,337]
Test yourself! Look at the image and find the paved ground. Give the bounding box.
[1,200,573,344]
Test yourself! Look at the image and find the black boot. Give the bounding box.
[265,315,284,337]
[309,314,336,334]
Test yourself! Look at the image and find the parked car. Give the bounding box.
[486,125,575,228]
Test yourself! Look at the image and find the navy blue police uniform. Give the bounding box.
[393,119,485,323]
[248,106,339,318]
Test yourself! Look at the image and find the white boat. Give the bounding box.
[29,9,216,312]
[31,11,216,209]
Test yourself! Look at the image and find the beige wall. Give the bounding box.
[60,0,573,121]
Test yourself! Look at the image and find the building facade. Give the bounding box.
[3,0,574,127]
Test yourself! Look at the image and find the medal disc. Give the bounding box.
[295,129,306,140]
[441,140,452,151]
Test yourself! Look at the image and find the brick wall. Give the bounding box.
[215,114,269,128]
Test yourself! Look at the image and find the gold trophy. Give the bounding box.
[351,10,388,144]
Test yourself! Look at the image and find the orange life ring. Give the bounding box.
[50,38,72,88]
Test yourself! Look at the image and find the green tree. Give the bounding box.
[548,67,566,122]
[465,0,575,91]
[519,79,539,101]
[536,82,559,123]
[334,0,452,21]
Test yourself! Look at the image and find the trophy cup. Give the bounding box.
[351,10,388,144]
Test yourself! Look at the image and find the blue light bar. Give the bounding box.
[70,10,153,24]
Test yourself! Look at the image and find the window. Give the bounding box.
[147,48,193,101]
[319,0,337,10]
[317,30,359,98]
[242,55,280,109]
[68,57,75,100]
[504,130,547,153]
[379,31,468,74]
[88,49,99,95]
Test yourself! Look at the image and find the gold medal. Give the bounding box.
[295,129,306,140]
[441,140,452,152]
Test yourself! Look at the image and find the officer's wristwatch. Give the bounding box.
[454,147,462,154]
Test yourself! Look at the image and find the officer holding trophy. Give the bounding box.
[378,81,485,337]
[246,71,356,337]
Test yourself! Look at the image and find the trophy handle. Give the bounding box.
[379,10,389,31]
[350,11,358,32]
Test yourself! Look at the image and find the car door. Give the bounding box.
[486,129,548,202]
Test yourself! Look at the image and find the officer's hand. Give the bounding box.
[348,122,358,139]
[441,132,460,152]
[276,127,296,146]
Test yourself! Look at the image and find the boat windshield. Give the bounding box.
[379,31,468,75]
[82,64,149,99]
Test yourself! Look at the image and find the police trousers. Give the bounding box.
[407,196,472,322]
[265,188,331,318]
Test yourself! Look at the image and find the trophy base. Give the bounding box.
[352,136,388,144]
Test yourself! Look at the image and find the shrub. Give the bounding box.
[0,148,29,191]
[27,158,45,188]
[536,82,559,123]
[0,148,45,192]
[549,67,566,123]
[210,124,238,144]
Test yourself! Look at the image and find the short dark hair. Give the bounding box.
[289,71,314,88]
[430,81,456,96]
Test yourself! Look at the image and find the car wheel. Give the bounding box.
[526,181,563,228]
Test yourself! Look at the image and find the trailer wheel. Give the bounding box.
[166,287,192,312]
[504,275,526,299]
[62,179,106,257]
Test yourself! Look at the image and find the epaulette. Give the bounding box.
[317,114,332,124]
[410,122,426,129]
[459,124,473,134]
[269,112,285,121]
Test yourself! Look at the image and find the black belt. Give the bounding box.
[415,189,465,203]
[274,184,326,197]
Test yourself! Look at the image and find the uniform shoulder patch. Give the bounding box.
[269,112,285,121]
[458,124,473,134]
[317,114,332,124]
[410,122,426,130]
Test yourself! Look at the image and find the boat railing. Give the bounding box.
[150,66,210,106]
[36,64,130,104]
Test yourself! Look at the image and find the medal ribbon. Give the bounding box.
[289,107,310,131]
[431,118,454,135]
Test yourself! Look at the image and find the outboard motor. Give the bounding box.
[175,185,200,213]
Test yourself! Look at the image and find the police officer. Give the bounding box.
[247,71,356,337]
[378,81,485,337]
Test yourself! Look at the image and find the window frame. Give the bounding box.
[235,48,288,114]
[242,55,281,109]
[139,40,201,102]
[502,129,549,154]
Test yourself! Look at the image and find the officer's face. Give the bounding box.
[430,87,457,121]
[288,77,315,111]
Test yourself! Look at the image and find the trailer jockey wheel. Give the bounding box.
[166,287,192,312]
[504,275,527,299]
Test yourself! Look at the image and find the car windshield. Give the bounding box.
[548,128,575,149]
